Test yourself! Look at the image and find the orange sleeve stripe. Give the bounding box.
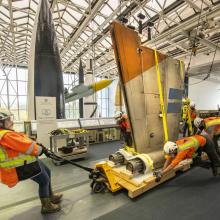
[194,135,206,147]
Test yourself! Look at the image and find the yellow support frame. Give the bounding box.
[154,49,168,143]
[95,162,122,192]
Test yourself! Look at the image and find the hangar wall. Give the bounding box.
[189,77,220,110]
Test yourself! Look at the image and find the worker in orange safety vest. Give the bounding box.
[190,102,197,129]
[194,117,220,155]
[115,111,132,147]
[0,108,62,214]
[155,134,220,182]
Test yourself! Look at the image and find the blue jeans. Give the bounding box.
[31,160,52,198]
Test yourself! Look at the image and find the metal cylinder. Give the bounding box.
[109,152,125,165]
[147,150,165,169]
[126,158,145,174]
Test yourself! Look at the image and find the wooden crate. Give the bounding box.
[108,159,192,198]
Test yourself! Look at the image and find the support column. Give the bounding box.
[79,59,84,118]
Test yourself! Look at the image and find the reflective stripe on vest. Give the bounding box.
[0,129,36,169]
[205,118,220,128]
[0,146,7,161]
[0,154,36,168]
[0,130,10,162]
[0,129,10,139]
[25,142,35,155]
[178,136,200,153]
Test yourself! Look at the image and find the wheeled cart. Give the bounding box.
[49,129,90,165]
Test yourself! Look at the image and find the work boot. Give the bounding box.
[40,198,61,214]
[50,193,63,204]
[211,166,220,177]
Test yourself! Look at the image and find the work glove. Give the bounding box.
[42,147,51,158]
[153,170,162,183]
[38,143,51,158]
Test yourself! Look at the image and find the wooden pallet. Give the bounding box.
[108,159,192,198]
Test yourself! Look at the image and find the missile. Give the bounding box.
[65,79,112,103]
[28,0,65,119]
[78,59,84,118]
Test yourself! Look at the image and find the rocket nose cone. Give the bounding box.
[102,79,113,86]
[92,79,113,92]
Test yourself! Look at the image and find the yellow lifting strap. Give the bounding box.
[141,154,154,171]
[154,49,168,143]
[187,103,193,135]
[123,146,138,155]
[179,60,184,82]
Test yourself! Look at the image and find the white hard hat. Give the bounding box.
[190,102,195,108]
[115,111,122,119]
[0,108,12,121]
[164,141,178,155]
[0,109,13,128]
[194,117,203,128]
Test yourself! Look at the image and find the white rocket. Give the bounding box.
[65,79,112,103]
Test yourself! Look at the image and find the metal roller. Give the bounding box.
[126,154,154,174]
[147,150,165,169]
[109,149,134,165]
[126,157,146,174]
[109,152,125,165]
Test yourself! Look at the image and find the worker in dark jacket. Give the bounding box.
[194,117,220,155]
[190,102,197,133]
[155,134,220,182]
[115,111,132,147]
[0,108,62,214]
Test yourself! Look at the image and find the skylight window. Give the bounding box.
[100,4,113,17]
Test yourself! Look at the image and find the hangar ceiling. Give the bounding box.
[0,0,220,81]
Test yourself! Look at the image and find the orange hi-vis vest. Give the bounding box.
[177,135,205,151]
[118,114,131,132]
[0,129,41,188]
[190,109,197,121]
[167,135,206,168]
[204,117,220,137]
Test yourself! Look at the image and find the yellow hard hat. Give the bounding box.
[182,98,190,104]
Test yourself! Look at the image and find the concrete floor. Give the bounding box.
[1,141,220,220]
[0,141,131,220]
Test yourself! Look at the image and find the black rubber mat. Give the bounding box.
[96,167,220,220]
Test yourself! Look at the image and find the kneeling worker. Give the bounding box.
[0,108,62,214]
[156,134,220,181]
